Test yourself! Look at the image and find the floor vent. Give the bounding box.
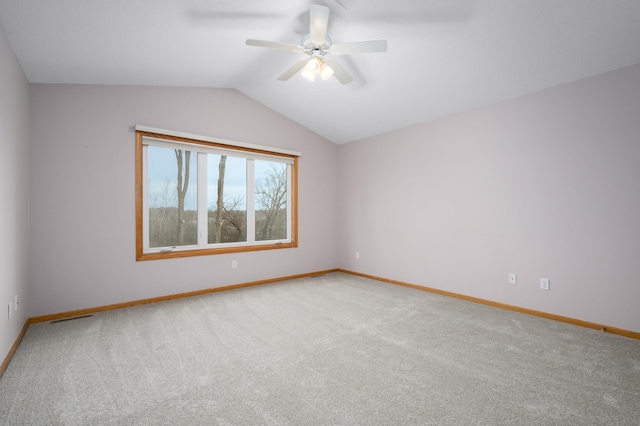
[50,314,93,324]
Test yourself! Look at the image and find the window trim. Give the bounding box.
[135,126,299,261]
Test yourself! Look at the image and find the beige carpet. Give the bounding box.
[1,272,639,425]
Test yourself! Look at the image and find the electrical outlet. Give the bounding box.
[355,252,360,259]
[540,278,550,290]
[231,260,237,269]
[508,273,517,285]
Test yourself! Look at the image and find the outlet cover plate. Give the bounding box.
[540,278,550,290]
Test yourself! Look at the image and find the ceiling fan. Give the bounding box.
[246,4,387,84]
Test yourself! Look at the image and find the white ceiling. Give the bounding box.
[1,0,639,145]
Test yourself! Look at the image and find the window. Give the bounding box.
[135,126,299,261]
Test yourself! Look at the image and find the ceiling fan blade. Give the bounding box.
[323,59,353,85]
[330,40,388,55]
[277,59,310,81]
[246,39,304,53]
[309,5,330,45]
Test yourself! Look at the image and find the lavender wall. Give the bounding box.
[0,25,30,361]
[28,85,339,317]
[339,64,640,332]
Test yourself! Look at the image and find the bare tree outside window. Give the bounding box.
[175,149,191,245]
[255,162,287,241]
[147,146,197,248]
[214,155,226,243]
[207,154,247,244]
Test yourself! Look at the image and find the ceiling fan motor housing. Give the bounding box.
[302,34,332,52]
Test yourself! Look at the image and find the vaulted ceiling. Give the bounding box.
[1,0,639,144]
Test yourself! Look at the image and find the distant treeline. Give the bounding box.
[148,207,286,247]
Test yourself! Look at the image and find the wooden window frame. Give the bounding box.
[135,126,299,261]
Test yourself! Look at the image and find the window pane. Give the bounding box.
[255,160,287,241]
[207,154,247,244]
[147,146,197,247]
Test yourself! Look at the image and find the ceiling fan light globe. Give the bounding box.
[320,63,334,80]
[307,57,321,70]
[301,67,316,82]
